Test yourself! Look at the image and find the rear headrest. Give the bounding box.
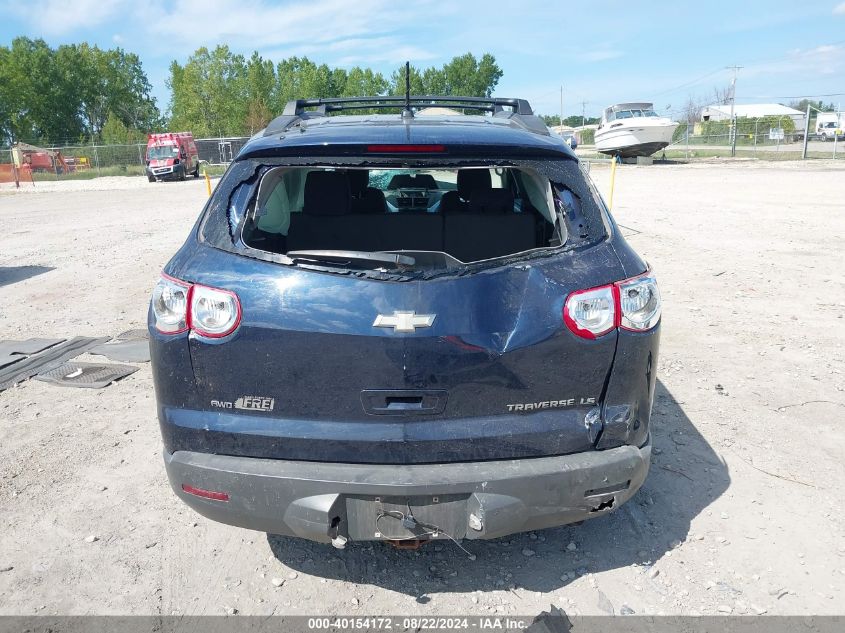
[387,174,413,189]
[411,174,437,189]
[346,169,369,196]
[457,169,492,199]
[386,173,438,189]
[304,171,351,216]
[468,188,515,215]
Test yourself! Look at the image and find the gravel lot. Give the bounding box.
[1,161,844,617]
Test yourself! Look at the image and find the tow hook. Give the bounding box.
[385,539,430,550]
[330,516,347,549]
[468,513,484,532]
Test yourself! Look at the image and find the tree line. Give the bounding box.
[0,37,160,144]
[0,38,504,145]
[167,49,503,137]
[540,115,601,128]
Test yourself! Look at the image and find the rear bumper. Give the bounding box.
[164,441,650,543]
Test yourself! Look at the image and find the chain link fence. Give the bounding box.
[573,116,843,161]
[664,121,842,160]
[0,136,251,183]
[3,122,842,186]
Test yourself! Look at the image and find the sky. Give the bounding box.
[2,0,844,120]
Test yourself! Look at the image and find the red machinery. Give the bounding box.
[12,143,71,174]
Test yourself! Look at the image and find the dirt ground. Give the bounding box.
[1,160,844,617]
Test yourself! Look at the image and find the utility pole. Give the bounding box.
[802,102,811,160]
[726,65,742,157]
[560,86,564,129]
[580,101,587,128]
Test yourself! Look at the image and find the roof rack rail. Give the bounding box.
[262,95,549,137]
[282,95,535,117]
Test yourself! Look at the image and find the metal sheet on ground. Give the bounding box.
[35,361,138,389]
[0,336,110,391]
[0,338,65,368]
[89,340,150,363]
[116,328,149,341]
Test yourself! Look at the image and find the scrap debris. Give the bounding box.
[0,329,148,392]
[0,336,109,391]
[35,361,138,389]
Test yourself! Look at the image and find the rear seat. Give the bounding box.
[286,170,538,260]
[444,188,537,262]
[287,171,443,253]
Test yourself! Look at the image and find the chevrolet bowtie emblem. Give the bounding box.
[373,311,436,333]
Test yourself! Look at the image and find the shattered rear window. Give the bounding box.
[199,157,608,273]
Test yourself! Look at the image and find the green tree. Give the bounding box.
[389,63,426,96]
[243,52,276,134]
[389,53,503,99]
[101,111,145,144]
[341,67,388,97]
[165,49,505,135]
[540,114,599,127]
[441,53,503,97]
[0,37,80,142]
[273,56,345,110]
[0,37,159,144]
[168,46,247,136]
[788,99,834,113]
[61,43,159,137]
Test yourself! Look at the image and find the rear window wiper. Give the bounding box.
[286,250,416,269]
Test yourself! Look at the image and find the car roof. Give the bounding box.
[238,114,576,160]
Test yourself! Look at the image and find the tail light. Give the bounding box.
[190,284,241,338]
[616,271,661,331]
[151,274,190,334]
[564,270,661,339]
[563,285,616,339]
[152,274,241,339]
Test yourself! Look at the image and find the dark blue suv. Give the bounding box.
[149,95,660,547]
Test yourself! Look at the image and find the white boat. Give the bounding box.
[595,103,678,158]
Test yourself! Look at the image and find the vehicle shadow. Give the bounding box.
[266,379,729,598]
[0,265,54,288]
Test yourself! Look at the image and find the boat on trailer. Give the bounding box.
[595,103,678,158]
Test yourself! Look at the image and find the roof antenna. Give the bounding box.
[402,61,414,119]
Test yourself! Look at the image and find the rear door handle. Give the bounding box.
[361,390,447,415]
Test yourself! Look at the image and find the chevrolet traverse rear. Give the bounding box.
[149,95,660,547]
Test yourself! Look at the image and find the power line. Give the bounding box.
[649,67,727,99]
[738,39,845,69]
[736,92,845,101]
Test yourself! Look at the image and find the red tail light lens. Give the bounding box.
[563,285,617,339]
[190,284,241,338]
[564,270,661,339]
[152,274,241,339]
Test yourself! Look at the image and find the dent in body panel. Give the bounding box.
[597,327,660,449]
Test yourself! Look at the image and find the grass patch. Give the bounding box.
[579,148,840,162]
[30,161,230,181]
[32,165,146,181]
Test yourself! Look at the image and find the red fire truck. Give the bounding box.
[145,132,199,182]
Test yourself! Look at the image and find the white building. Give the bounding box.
[701,103,806,129]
